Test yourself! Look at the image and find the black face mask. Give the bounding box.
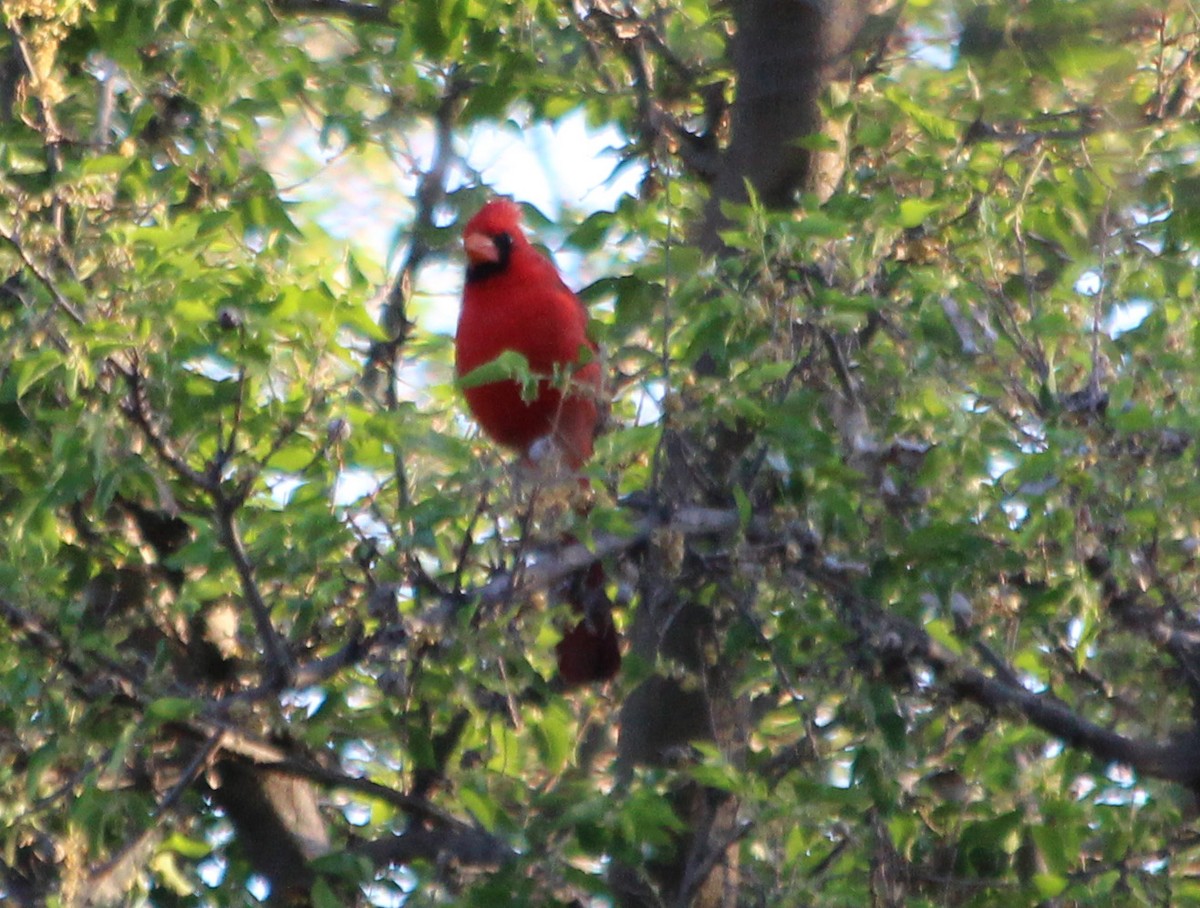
[466,231,514,284]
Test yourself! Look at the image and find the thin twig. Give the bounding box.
[366,73,466,389]
[85,733,225,898]
[0,232,85,340]
[213,498,294,686]
[120,362,216,492]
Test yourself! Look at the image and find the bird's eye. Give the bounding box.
[493,232,513,255]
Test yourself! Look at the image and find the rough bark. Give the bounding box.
[208,759,330,905]
[702,0,873,251]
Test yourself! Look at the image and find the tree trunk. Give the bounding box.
[702,0,872,251]
[615,2,877,905]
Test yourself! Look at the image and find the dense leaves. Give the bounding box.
[3,0,1200,906]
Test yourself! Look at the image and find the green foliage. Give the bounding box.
[3,0,1200,905]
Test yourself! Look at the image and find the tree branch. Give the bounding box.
[574,1,722,182]
[119,362,216,492]
[805,559,1200,791]
[213,498,295,687]
[703,0,873,250]
[1085,550,1200,716]
[82,734,224,905]
[365,74,466,394]
[0,232,85,347]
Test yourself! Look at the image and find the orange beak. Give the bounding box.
[464,232,500,266]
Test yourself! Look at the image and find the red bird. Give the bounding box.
[456,198,602,471]
[457,198,618,685]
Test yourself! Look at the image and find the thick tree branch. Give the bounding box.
[470,504,742,608]
[231,751,514,874]
[675,815,753,908]
[803,559,1200,791]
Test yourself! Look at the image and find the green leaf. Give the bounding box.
[161,833,213,860]
[1110,403,1153,432]
[311,877,341,908]
[622,788,686,846]
[533,702,572,775]
[896,199,943,228]
[459,785,499,831]
[869,684,907,753]
[733,484,752,529]
[150,851,196,897]
[924,618,962,655]
[414,0,450,56]
[736,360,793,391]
[1032,873,1069,899]
[145,698,200,724]
[457,350,533,389]
[15,351,61,400]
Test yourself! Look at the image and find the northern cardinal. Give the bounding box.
[456,198,602,471]
[456,198,618,685]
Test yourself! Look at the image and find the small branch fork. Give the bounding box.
[213,498,295,686]
[118,355,296,687]
[570,0,725,183]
